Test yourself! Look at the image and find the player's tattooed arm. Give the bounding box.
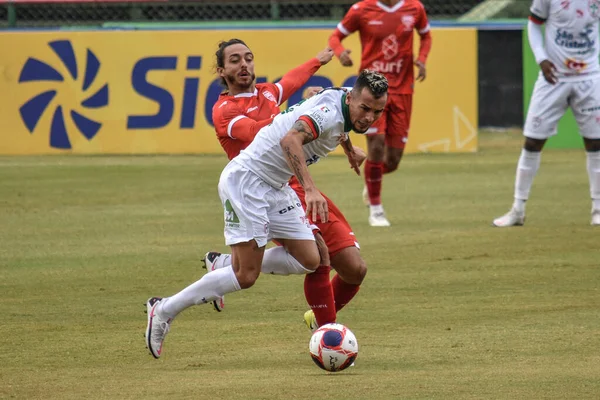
[281,120,315,188]
[280,120,329,222]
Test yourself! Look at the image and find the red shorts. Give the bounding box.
[367,93,413,149]
[289,177,359,257]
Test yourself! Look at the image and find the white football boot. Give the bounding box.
[368,205,391,227]
[492,208,525,227]
[202,252,225,312]
[145,297,172,359]
[591,210,600,226]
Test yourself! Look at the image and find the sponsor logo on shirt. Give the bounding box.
[565,57,588,71]
[371,59,403,74]
[382,34,398,60]
[246,106,259,113]
[368,20,383,25]
[554,27,596,55]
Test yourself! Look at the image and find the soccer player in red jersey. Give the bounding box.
[208,38,368,331]
[329,0,432,226]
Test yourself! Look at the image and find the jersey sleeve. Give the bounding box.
[415,2,431,34]
[329,2,362,56]
[297,105,338,140]
[415,3,432,63]
[530,0,549,23]
[273,58,322,105]
[212,101,274,142]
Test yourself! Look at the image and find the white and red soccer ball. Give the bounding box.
[309,323,358,372]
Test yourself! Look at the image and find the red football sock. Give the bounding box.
[332,274,360,312]
[364,160,383,205]
[304,265,336,326]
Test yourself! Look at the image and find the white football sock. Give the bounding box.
[159,266,240,319]
[513,149,541,213]
[586,151,600,210]
[214,247,313,276]
[262,246,314,275]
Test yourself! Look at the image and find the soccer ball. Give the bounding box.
[309,323,358,372]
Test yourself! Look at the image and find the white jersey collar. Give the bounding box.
[376,1,404,13]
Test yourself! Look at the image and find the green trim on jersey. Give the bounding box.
[341,93,353,133]
[305,115,321,138]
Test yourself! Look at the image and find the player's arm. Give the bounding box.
[275,48,333,105]
[339,134,366,175]
[328,4,360,67]
[280,119,328,222]
[213,104,275,142]
[415,4,433,82]
[528,0,556,83]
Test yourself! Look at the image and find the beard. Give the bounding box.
[352,122,370,134]
[225,72,255,90]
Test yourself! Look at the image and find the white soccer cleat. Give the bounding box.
[145,297,172,359]
[202,252,225,312]
[492,208,525,227]
[369,211,391,227]
[362,186,370,207]
[591,210,600,226]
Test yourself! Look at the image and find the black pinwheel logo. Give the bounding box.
[19,40,109,149]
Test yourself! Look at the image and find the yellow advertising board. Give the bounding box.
[0,28,477,155]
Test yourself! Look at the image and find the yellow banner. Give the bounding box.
[0,28,477,155]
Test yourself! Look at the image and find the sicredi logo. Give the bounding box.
[19,40,109,149]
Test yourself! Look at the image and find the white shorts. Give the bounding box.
[218,161,315,247]
[524,75,600,140]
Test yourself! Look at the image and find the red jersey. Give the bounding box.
[212,58,321,160]
[329,0,431,94]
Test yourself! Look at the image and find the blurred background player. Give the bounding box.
[329,0,432,227]
[144,70,388,359]
[493,0,600,227]
[207,38,368,332]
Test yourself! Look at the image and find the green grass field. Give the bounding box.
[1,131,599,399]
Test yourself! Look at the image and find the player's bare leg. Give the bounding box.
[364,134,390,226]
[330,247,366,312]
[493,137,546,227]
[584,137,600,225]
[383,146,404,175]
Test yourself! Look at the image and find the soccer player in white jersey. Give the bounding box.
[493,0,600,227]
[145,70,388,359]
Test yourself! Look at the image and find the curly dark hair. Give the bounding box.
[352,70,389,98]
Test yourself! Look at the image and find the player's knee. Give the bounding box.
[301,249,321,272]
[384,159,400,173]
[290,246,320,272]
[350,258,367,285]
[234,265,261,289]
[369,145,385,161]
[338,256,367,285]
[524,137,545,152]
[584,138,600,152]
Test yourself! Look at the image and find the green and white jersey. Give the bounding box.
[233,87,354,189]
